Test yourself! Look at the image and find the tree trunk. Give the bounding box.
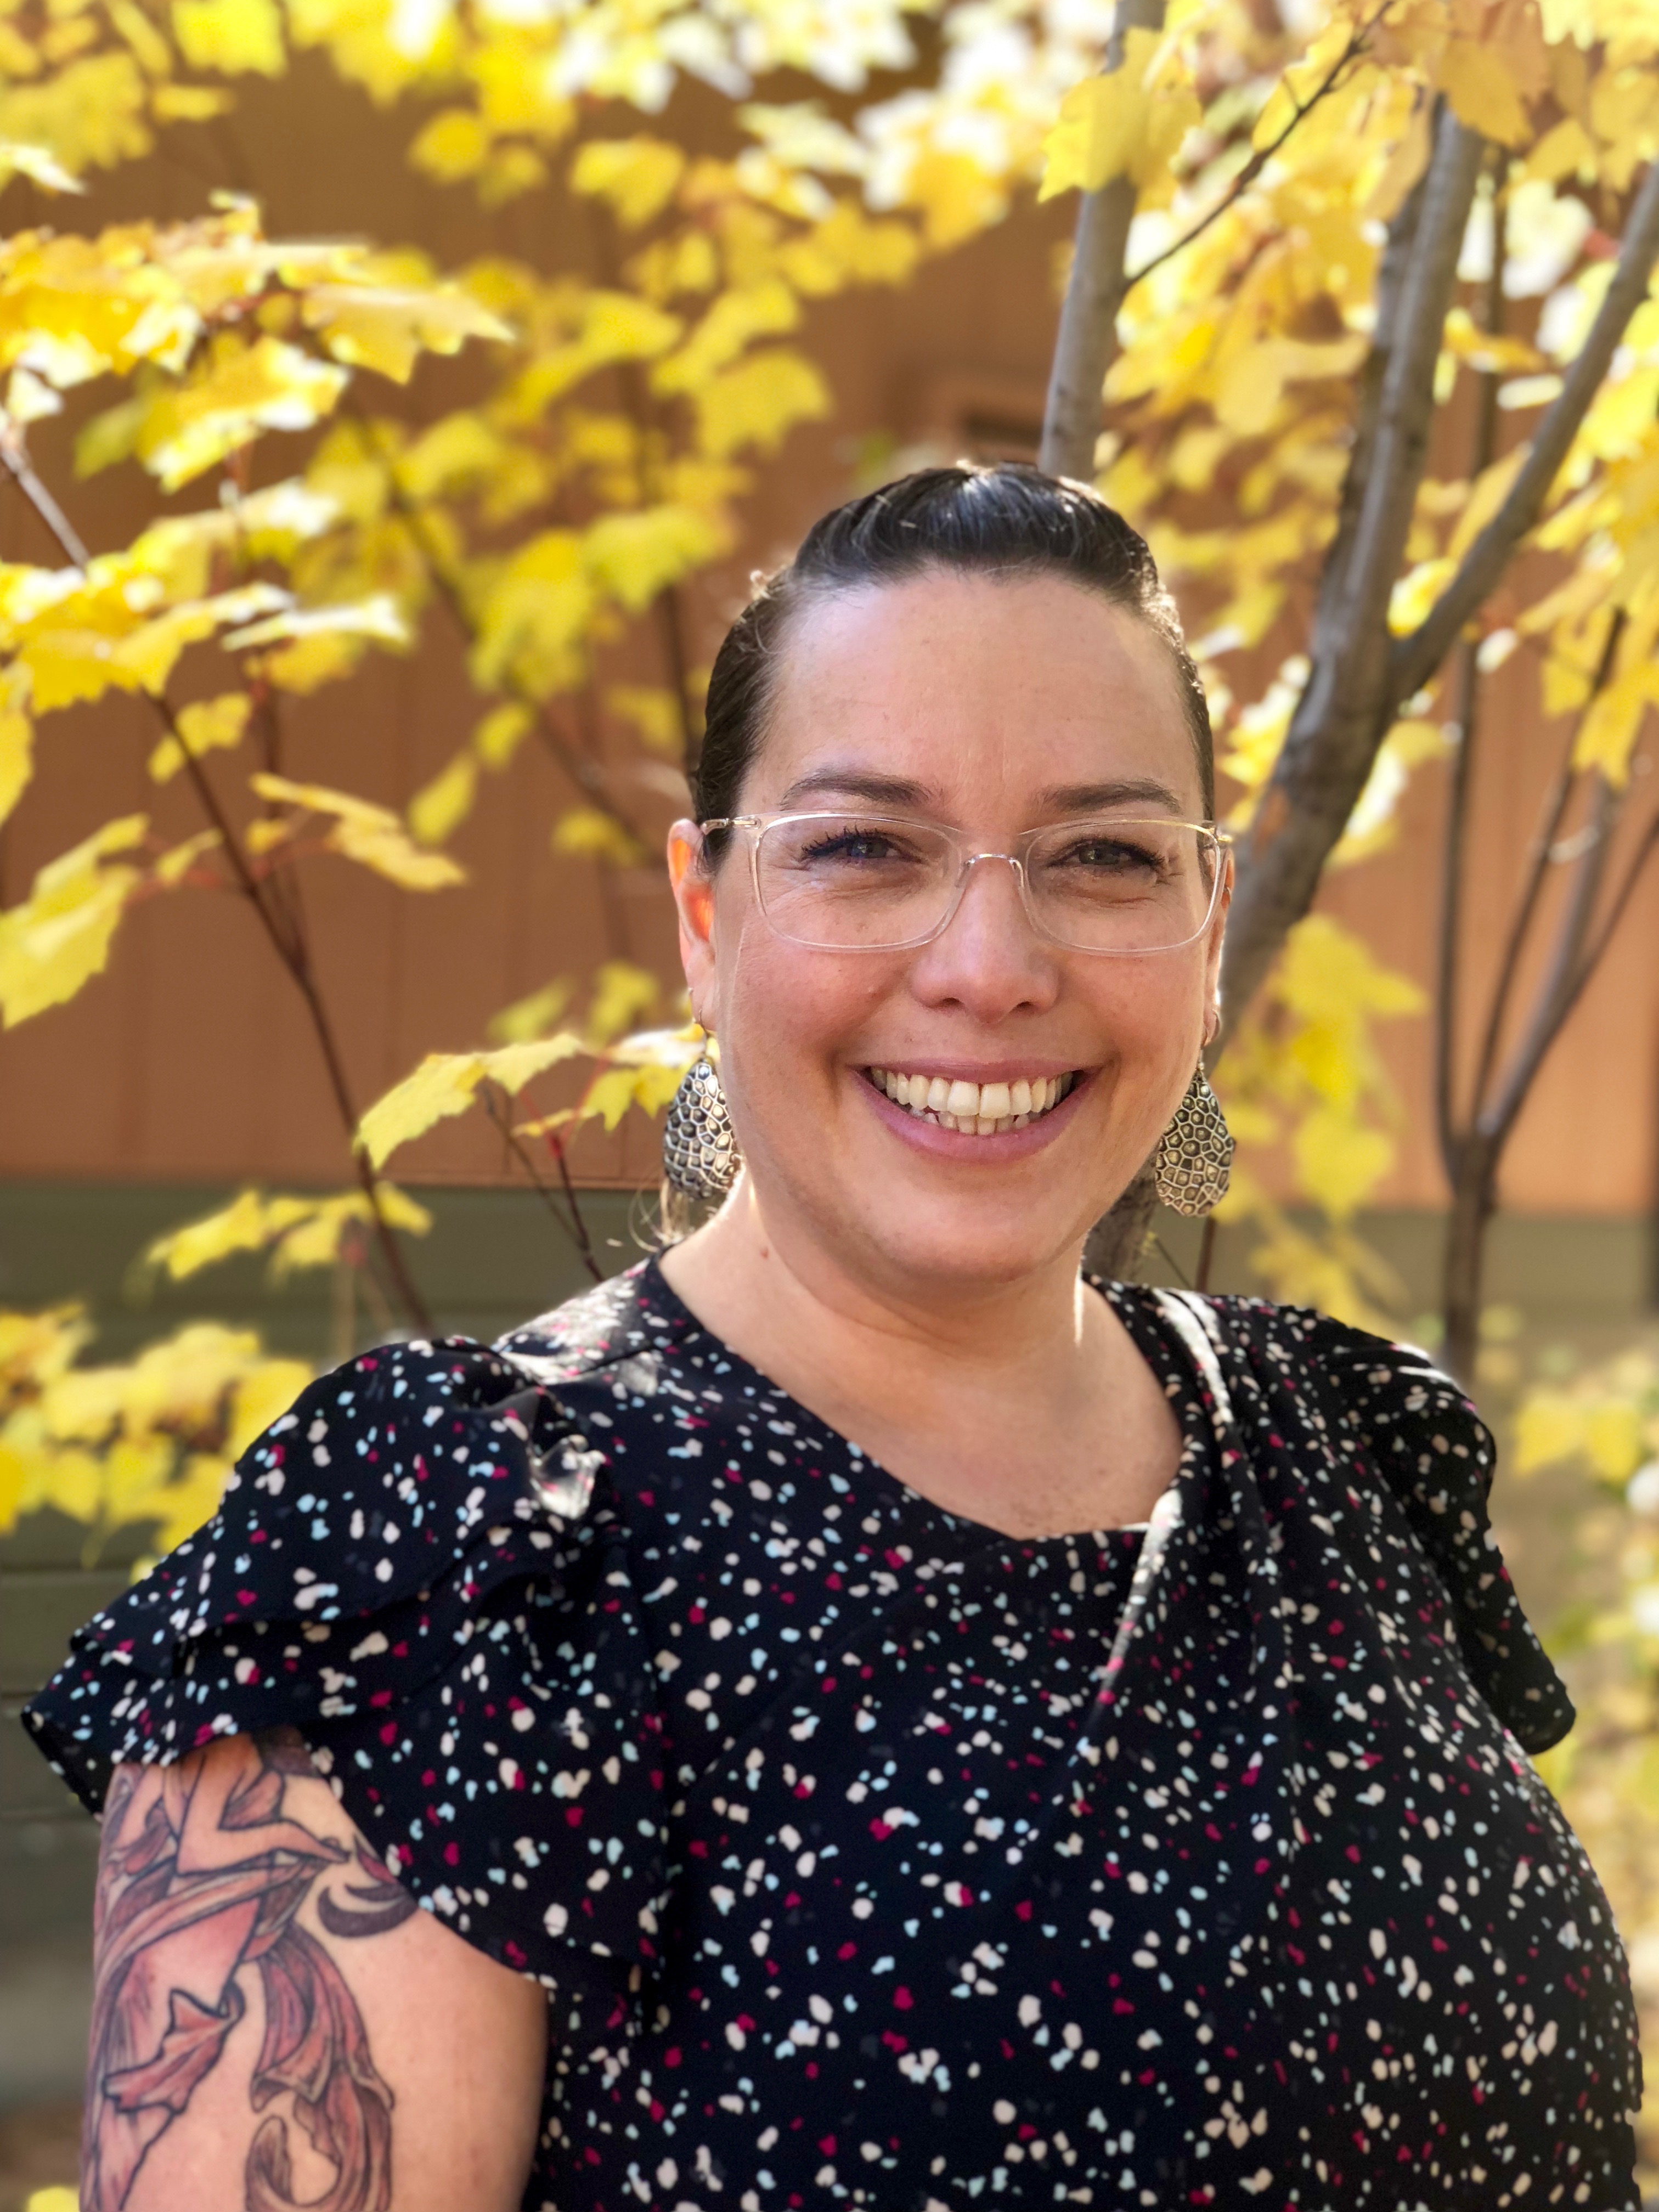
[1037,0,1167,483]
[1441,1133,1498,1385]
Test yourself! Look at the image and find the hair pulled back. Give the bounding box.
[692,461,1213,845]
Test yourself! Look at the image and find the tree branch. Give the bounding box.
[1468,610,1622,1113]
[0,422,90,566]
[1390,154,1659,708]
[1483,767,1617,1141]
[1123,9,1384,294]
[348,413,657,856]
[1038,0,1168,481]
[1218,102,1486,1037]
[154,693,433,1331]
[479,1083,603,1284]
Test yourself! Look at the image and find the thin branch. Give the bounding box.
[479,1084,604,1284]
[349,412,657,855]
[1566,804,1659,991]
[1435,177,1506,1178]
[1483,768,1618,1141]
[1468,610,1622,1113]
[154,693,433,1330]
[0,424,89,566]
[1124,8,1387,292]
[1435,637,1478,1178]
[1391,153,1659,707]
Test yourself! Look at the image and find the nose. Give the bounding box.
[906,853,1060,1020]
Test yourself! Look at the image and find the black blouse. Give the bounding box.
[26,1262,1641,2210]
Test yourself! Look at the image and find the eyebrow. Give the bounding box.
[774,768,939,810]
[1036,777,1189,816]
[771,769,1191,817]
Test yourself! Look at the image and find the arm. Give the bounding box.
[84,1729,546,2212]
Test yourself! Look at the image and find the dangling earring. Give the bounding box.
[663,1036,740,1201]
[1154,1063,1233,1216]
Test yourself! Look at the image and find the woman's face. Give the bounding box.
[669,571,1228,1299]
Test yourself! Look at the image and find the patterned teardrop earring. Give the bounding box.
[1153,1064,1233,1216]
[662,1040,741,1201]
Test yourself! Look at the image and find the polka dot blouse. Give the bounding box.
[25,1261,1641,2210]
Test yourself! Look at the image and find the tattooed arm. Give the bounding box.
[85,1730,546,2212]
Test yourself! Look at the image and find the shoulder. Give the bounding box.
[1162,1288,1489,1477]
[1167,1289,1572,1751]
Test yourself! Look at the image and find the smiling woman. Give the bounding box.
[24,465,1643,2212]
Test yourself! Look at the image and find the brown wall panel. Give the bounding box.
[0,57,1653,1214]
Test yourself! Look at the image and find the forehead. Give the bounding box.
[754,569,1201,819]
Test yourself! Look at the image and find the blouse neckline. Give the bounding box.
[634,1253,1209,1550]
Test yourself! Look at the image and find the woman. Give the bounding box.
[27,465,1640,2212]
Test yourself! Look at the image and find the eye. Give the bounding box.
[1050,834,1165,877]
[791,822,926,867]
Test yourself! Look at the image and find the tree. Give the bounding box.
[1038,0,1659,1325]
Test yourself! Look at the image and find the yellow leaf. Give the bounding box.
[153,1452,233,1550]
[583,503,729,612]
[652,281,799,397]
[228,1361,314,1457]
[148,691,251,782]
[142,1189,311,1281]
[1575,661,1659,783]
[0,666,32,830]
[1293,1107,1394,1221]
[301,283,511,385]
[551,807,646,865]
[487,977,573,1046]
[153,828,222,886]
[1039,31,1201,201]
[329,815,467,890]
[0,815,147,1026]
[585,959,659,1047]
[571,138,686,229]
[223,594,408,652]
[410,109,490,185]
[408,752,477,845]
[357,1032,586,1167]
[1447,447,1528,563]
[150,84,237,121]
[469,530,593,696]
[578,1061,685,1133]
[473,700,533,768]
[900,150,1006,248]
[694,347,830,460]
[137,336,348,491]
[0,140,85,194]
[605,684,683,754]
[171,0,283,76]
[1436,40,1532,148]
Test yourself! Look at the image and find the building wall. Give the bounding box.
[0,55,1654,1217]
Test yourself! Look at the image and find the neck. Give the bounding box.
[660,1176,1097,1410]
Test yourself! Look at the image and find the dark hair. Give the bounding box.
[691,461,1213,845]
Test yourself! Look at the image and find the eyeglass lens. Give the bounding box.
[752,814,1221,952]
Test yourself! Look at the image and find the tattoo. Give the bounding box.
[86,1730,417,2212]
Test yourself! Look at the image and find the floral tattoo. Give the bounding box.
[86,1729,416,2212]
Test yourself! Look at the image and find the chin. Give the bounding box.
[834,1188,1101,1297]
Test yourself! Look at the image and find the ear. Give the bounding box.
[668,819,718,1022]
[1203,841,1233,1026]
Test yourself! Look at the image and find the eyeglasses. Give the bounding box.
[698,811,1231,955]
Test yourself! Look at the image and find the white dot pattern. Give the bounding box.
[24,1262,1641,2209]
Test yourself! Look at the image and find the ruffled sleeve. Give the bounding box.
[1304,1315,1576,1754]
[21,1335,672,2034]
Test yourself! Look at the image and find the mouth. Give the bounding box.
[864,1066,1080,1137]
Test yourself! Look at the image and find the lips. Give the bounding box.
[866,1066,1077,1137]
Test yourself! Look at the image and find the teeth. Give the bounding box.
[867,1067,1076,1138]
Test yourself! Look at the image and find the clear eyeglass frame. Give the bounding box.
[697,810,1233,956]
